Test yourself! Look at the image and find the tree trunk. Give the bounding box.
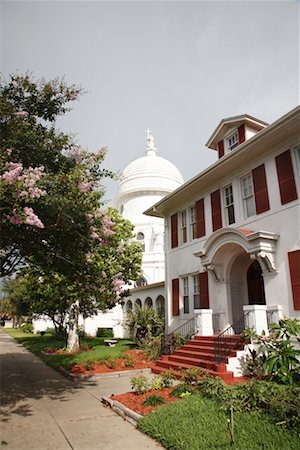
[67,300,80,353]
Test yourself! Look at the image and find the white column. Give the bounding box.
[194,309,214,336]
[243,304,268,336]
[266,305,283,326]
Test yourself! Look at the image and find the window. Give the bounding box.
[190,206,197,240]
[171,213,178,248]
[227,131,239,151]
[135,277,147,287]
[180,211,187,244]
[183,277,189,313]
[136,232,145,252]
[193,275,200,309]
[223,184,235,225]
[241,174,255,218]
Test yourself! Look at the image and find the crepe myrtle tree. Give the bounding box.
[0,73,142,352]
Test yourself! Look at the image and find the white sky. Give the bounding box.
[1,0,299,204]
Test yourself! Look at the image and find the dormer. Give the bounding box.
[206,114,269,159]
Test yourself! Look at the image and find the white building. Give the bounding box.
[145,107,300,378]
[119,131,183,319]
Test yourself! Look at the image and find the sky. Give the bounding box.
[1,0,299,204]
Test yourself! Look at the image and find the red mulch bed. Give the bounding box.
[112,388,180,415]
[69,349,156,375]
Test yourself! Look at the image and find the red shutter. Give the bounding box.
[172,278,180,316]
[211,189,222,231]
[275,149,298,205]
[171,213,178,248]
[252,164,270,214]
[238,124,245,144]
[288,250,300,310]
[199,272,209,309]
[196,198,205,238]
[217,140,224,158]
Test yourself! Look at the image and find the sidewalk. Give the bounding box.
[0,331,162,450]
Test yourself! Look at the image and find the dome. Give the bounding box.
[116,132,184,203]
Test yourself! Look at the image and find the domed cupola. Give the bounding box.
[116,130,184,208]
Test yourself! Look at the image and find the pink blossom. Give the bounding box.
[23,207,44,229]
[79,181,93,193]
[6,148,13,156]
[19,191,28,197]
[1,163,23,183]
[8,213,23,225]
[116,244,124,254]
[86,213,94,221]
[94,208,104,219]
[91,231,100,240]
[15,111,29,120]
[112,279,124,293]
[102,271,107,278]
[86,252,93,262]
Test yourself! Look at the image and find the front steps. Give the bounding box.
[152,335,245,383]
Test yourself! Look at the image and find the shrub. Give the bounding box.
[160,369,176,387]
[125,307,164,345]
[242,318,300,385]
[141,336,162,361]
[105,357,116,369]
[180,368,204,385]
[142,394,166,407]
[84,359,95,371]
[171,383,194,398]
[80,342,93,352]
[151,376,164,390]
[124,357,135,368]
[20,323,33,333]
[96,327,113,338]
[131,375,150,395]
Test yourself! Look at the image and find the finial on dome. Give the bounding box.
[145,128,158,156]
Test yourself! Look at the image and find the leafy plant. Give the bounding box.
[125,307,164,345]
[96,327,113,338]
[179,391,191,398]
[20,323,33,333]
[160,369,176,387]
[131,375,150,395]
[141,335,162,360]
[124,357,135,368]
[142,394,166,407]
[84,359,95,371]
[180,367,203,385]
[151,376,164,390]
[171,383,194,398]
[105,357,116,369]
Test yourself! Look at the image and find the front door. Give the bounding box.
[247,260,266,305]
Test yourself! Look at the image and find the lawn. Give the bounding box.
[138,395,300,450]
[4,328,136,369]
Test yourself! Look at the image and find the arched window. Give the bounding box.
[136,232,145,252]
[126,300,133,313]
[135,299,142,310]
[135,277,147,287]
[145,297,153,308]
[156,295,165,318]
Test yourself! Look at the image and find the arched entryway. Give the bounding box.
[247,260,266,305]
[134,298,142,310]
[145,297,153,308]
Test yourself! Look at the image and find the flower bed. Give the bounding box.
[69,349,155,375]
[112,388,180,416]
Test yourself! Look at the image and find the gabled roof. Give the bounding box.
[206,114,269,150]
[144,106,300,218]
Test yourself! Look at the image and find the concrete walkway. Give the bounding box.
[0,331,162,450]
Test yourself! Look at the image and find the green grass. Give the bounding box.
[138,396,300,450]
[4,328,136,369]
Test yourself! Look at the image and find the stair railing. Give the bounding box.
[161,316,197,355]
[214,312,250,363]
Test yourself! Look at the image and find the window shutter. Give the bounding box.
[171,213,178,248]
[172,278,180,316]
[288,250,300,310]
[211,189,222,231]
[217,140,224,158]
[275,150,298,205]
[196,198,205,238]
[238,124,245,144]
[199,272,209,309]
[252,164,270,214]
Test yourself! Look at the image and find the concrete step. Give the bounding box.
[168,354,227,372]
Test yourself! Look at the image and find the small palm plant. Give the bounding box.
[125,306,164,345]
